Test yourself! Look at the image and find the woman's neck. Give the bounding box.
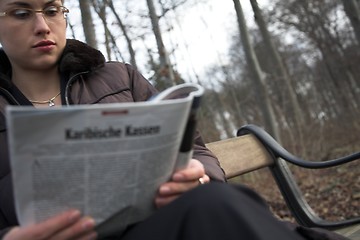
[11,67,61,102]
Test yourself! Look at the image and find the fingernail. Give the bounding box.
[82,217,96,230]
[173,173,184,180]
[68,210,81,222]
[160,185,171,194]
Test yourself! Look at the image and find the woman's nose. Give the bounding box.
[33,13,51,35]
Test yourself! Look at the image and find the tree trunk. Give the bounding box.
[146,0,176,89]
[91,0,111,60]
[232,0,281,141]
[250,0,303,145]
[79,0,98,48]
[342,0,360,45]
[107,0,138,69]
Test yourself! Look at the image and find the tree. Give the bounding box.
[107,0,138,68]
[79,0,98,48]
[342,0,360,45]
[91,0,111,60]
[273,0,360,117]
[146,0,176,89]
[232,0,280,141]
[249,0,304,147]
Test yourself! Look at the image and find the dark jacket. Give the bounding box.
[0,39,225,237]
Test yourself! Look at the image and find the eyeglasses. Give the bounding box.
[0,6,69,23]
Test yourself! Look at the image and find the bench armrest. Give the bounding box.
[236,124,360,230]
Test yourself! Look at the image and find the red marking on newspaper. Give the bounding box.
[102,110,129,116]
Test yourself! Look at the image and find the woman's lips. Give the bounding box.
[33,41,56,52]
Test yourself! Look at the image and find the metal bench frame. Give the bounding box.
[206,124,360,239]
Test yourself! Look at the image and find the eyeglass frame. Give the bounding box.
[0,6,69,23]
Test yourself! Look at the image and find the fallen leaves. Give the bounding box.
[230,161,359,223]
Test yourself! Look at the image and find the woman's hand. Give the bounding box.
[155,159,210,208]
[4,210,97,240]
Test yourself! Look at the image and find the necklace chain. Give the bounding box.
[28,92,61,107]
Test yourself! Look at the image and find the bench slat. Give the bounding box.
[336,224,360,239]
[206,134,274,179]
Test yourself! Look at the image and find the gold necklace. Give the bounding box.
[29,92,61,107]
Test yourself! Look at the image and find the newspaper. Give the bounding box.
[6,83,204,238]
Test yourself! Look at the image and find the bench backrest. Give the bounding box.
[206,134,273,179]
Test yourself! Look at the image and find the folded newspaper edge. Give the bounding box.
[5,83,204,238]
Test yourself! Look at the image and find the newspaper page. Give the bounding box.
[5,83,203,238]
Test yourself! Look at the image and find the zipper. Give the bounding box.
[64,71,89,106]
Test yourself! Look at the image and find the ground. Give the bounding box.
[229,160,360,223]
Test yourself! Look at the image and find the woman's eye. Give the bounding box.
[9,9,32,19]
[44,6,59,17]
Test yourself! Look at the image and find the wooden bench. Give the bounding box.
[205,124,360,240]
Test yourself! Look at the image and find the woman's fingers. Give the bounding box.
[155,159,211,208]
[172,159,206,182]
[51,216,96,240]
[4,210,97,240]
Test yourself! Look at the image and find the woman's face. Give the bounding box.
[0,0,67,71]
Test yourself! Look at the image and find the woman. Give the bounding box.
[0,1,347,240]
[0,0,226,238]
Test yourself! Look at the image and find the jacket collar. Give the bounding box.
[59,39,106,75]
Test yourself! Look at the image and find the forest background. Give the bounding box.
[67,0,359,223]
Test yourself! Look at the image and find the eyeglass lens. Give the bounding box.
[3,6,68,23]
